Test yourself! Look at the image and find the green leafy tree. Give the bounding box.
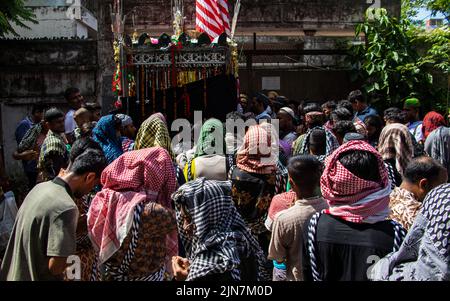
[0,0,37,38]
[349,8,448,111]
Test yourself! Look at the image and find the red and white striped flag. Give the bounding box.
[196,0,231,40]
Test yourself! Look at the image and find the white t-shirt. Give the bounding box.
[64,109,76,134]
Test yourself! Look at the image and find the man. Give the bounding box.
[268,155,328,281]
[389,156,447,230]
[248,93,271,122]
[277,107,298,145]
[424,125,450,179]
[237,93,248,114]
[302,141,406,281]
[38,108,69,182]
[348,90,378,122]
[322,100,337,127]
[332,120,357,145]
[116,114,136,152]
[73,108,92,140]
[404,98,423,144]
[14,102,46,188]
[64,88,85,144]
[0,147,107,281]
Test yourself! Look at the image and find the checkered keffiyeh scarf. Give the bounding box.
[378,123,413,176]
[299,126,340,163]
[236,124,278,174]
[38,130,67,170]
[134,114,175,159]
[18,122,43,152]
[370,184,450,281]
[194,118,225,158]
[172,178,266,281]
[92,115,123,164]
[321,140,391,223]
[87,147,178,265]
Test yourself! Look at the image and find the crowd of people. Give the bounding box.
[0,87,449,281]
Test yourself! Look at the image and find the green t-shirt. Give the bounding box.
[0,178,78,281]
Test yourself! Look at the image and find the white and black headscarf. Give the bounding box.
[172,178,266,281]
[370,183,450,281]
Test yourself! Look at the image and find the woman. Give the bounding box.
[302,141,406,281]
[183,118,234,182]
[370,184,450,281]
[87,147,178,281]
[172,178,265,281]
[378,123,413,186]
[422,111,446,141]
[134,113,184,185]
[134,113,174,159]
[230,123,288,280]
[92,115,123,164]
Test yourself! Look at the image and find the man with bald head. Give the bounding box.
[389,156,448,230]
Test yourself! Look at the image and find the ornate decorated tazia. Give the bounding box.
[113,0,242,122]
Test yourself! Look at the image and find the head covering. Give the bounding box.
[422,111,446,140]
[172,178,266,281]
[236,123,278,174]
[404,97,421,108]
[194,118,225,158]
[370,184,450,281]
[116,114,133,128]
[87,147,177,265]
[92,115,123,164]
[378,123,413,176]
[134,113,175,159]
[299,126,340,163]
[279,107,295,119]
[343,132,366,143]
[148,112,167,125]
[18,122,44,153]
[321,140,391,223]
[424,126,450,177]
[305,111,325,125]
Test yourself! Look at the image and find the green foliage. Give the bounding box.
[349,7,449,111]
[0,0,37,38]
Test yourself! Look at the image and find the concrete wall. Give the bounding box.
[0,40,98,179]
[6,0,97,39]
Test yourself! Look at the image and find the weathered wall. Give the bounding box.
[0,40,98,179]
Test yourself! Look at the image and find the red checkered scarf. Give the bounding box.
[236,124,278,174]
[321,140,391,223]
[88,147,178,264]
[422,111,446,140]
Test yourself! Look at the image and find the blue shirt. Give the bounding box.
[355,106,378,122]
[255,111,272,122]
[15,117,34,145]
[15,116,36,173]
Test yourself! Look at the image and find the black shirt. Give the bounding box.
[302,214,396,281]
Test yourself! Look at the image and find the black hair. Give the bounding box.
[68,149,107,177]
[309,128,326,156]
[322,101,337,111]
[348,90,365,103]
[31,102,46,114]
[365,115,384,129]
[69,137,102,163]
[338,150,381,182]
[44,107,64,123]
[383,107,406,123]
[333,120,356,139]
[288,155,323,190]
[303,102,322,114]
[337,100,354,115]
[253,93,269,110]
[64,87,80,101]
[331,107,353,122]
[226,111,246,121]
[403,156,447,184]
